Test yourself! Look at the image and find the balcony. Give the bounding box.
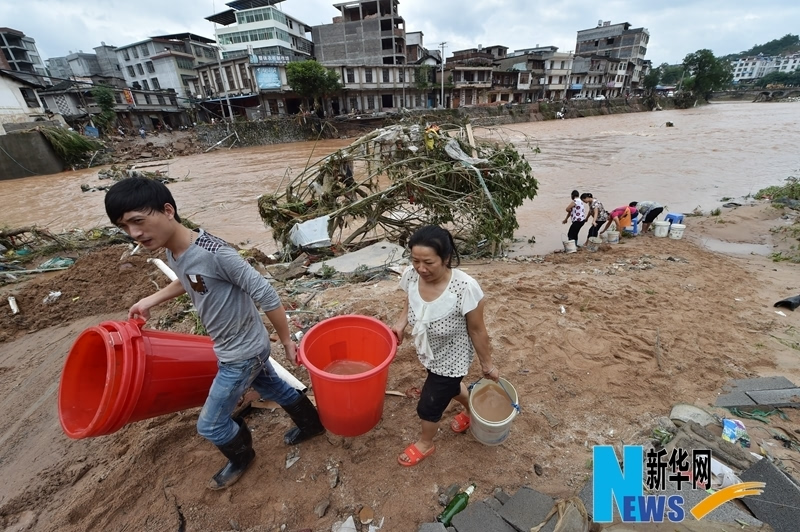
[454,80,492,89]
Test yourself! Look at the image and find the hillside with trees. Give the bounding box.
[724,34,800,60]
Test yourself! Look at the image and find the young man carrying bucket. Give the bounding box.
[104,177,324,490]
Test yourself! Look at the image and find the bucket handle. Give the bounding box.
[468,378,521,413]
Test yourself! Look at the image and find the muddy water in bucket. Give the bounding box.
[324,360,376,376]
[468,378,519,446]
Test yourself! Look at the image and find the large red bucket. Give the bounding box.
[58,319,219,439]
[299,315,397,437]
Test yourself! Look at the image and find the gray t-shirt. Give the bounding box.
[167,229,280,363]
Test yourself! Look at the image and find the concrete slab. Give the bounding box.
[498,487,556,532]
[483,496,503,513]
[745,389,800,408]
[714,391,757,408]
[308,241,406,274]
[670,404,718,427]
[723,377,796,392]
[417,523,447,532]
[450,501,516,532]
[740,456,800,532]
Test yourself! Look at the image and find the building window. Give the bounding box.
[239,63,250,89]
[146,61,155,73]
[132,47,139,58]
[204,48,215,59]
[157,94,165,105]
[365,69,373,83]
[382,68,390,82]
[349,97,358,111]
[136,64,145,75]
[225,66,236,89]
[560,61,565,69]
[114,92,122,104]
[19,88,38,108]
[367,95,375,109]
[214,69,223,90]
[346,68,355,83]
[152,77,161,89]
[123,49,130,61]
[177,57,195,70]
[399,69,404,82]
[142,79,150,90]
[193,45,203,57]
[140,44,150,56]
[144,93,151,104]
[127,66,136,77]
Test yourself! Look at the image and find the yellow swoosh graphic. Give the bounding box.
[690,482,766,520]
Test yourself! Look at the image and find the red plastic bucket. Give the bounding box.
[299,315,397,437]
[58,319,219,439]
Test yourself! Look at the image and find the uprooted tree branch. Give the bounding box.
[257,123,538,257]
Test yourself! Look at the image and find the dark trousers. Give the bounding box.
[588,220,605,238]
[567,220,586,242]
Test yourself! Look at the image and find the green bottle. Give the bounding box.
[436,484,476,526]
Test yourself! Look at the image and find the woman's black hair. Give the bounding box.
[105,177,182,224]
[629,201,638,207]
[408,225,461,268]
[580,192,592,201]
[571,189,580,199]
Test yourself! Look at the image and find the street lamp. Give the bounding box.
[439,42,447,108]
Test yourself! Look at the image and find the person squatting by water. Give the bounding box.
[581,193,608,243]
[104,177,325,490]
[562,190,588,245]
[391,225,499,467]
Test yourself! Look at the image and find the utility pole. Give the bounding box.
[439,42,447,108]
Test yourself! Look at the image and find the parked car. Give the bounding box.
[593,95,607,101]
[572,95,587,100]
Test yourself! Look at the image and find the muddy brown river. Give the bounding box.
[2,102,799,254]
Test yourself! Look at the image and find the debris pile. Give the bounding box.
[257,123,538,256]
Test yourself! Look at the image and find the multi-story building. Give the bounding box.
[46,43,123,84]
[115,33,218,107]
[206,0,313,61]
[570,55,621,98]
[38,81,186,131]
[443,47,502,107]
[730,53,800,83]
[0,27,48,79]
[313,0,407,66]
[0,68,46,134]
[575,21,649,94]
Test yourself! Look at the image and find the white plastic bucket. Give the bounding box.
[469,378,519,446]
[669,224,686,240]
[606,231,620,244]
[562,240,577,253]
[585,237,602,252]
[653,220,670,238]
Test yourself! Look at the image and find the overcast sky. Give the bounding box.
[2,0,797,65]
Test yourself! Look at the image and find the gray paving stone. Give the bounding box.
[740,456,800,532]
[493,487,511,505]
[724,376,795,392]
[714,391,757,407]
[577,477,593,517]
[417,523,447,532]
[447,528,455,532]
[483,496,503,512]
[746,388,800,407]
[451,501,516,532]
[498,487,556,532]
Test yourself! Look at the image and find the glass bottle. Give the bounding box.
[436,484,476,526]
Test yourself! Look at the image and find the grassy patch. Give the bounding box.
[710,208,722,216]
[755,176,800,200]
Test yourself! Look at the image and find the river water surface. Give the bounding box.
[2,101,798,254]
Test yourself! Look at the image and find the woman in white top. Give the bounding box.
[391,226,499,467]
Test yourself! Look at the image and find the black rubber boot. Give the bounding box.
[281,393,325,445]
[208,418,255,490]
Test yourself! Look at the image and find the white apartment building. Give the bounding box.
[115,33,218,107]
[338,64,430,111]
[731,53,800,83]
[207,0,313,61]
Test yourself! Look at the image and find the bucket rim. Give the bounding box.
[468,378,519,426]
[298,314,398,382]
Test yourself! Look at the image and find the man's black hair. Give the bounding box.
[408,225,461,268]
[104,177,182,224]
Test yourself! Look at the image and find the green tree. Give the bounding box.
[660,63,685,85]
[755,70,800,88]
[642,68,661,91]
[682,49,733,101]
[285,60,342,113]
[414,64,433,91]
[90,85,117,135]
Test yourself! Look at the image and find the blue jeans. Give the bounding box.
[197,348,300,446]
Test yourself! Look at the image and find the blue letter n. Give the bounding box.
[593,445,644,523]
